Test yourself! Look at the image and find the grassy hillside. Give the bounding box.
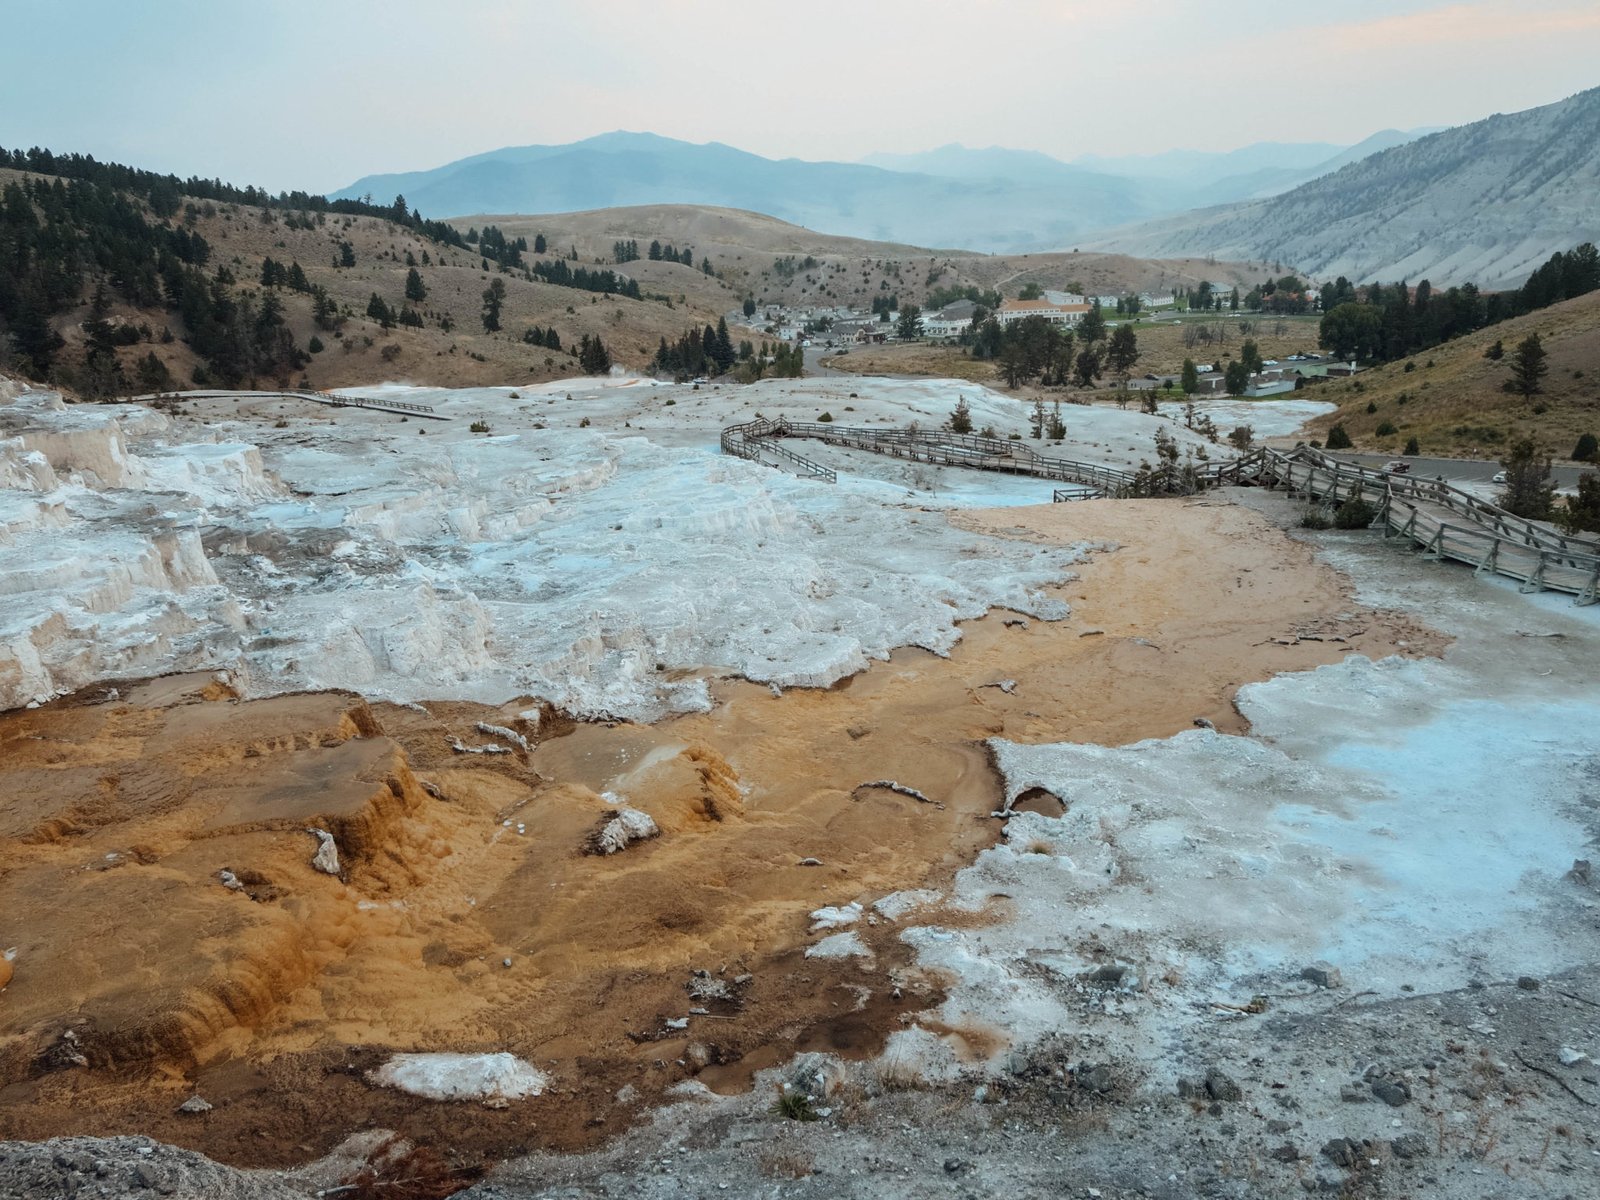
[0,169,748,392]
[0,160,1270,396]
[1309,290,1600,461]
[464,204,1275,314]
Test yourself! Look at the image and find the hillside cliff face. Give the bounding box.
[1090,87,1600,287]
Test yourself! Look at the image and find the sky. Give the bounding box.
[2,0,1598,195]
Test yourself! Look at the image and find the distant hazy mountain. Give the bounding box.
[334,132,1152,254]
[1088,88,1600,287]
[335,128,1420,255]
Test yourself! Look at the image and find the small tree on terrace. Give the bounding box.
[1228,424,1254,451]
[949,396,974,434]
[1029,397,1047,439]
[1046,401,1066,440]
[1496,437,1554,519]
[1502,333,1548,399]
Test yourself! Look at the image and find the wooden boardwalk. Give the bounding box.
[722,416,1599,604]
[131,389,452,419]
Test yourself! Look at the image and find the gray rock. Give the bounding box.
[1267,1119,1292,1134]
[1339,1084,1368,1103]
[1204,1068,1242,1103]
[1320,1138,1360,1168]
[1516,975,1541,990]
[1372,1079,1411,1107]
[174,1096,212,1115]
[1270,1144,1301,1162]
[1392,1132,1430,1159]
[1300,962,1342,989]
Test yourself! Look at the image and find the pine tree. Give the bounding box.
[1046,401,1066,440]
[949,396,973,434]
[405,267,428,302]
[1574,432,1599,463]
[366,293,394,328]
[713,317,735,372]
[1180,358,1199,394]
[1324,423,1353,450]
[1503,333,1548,399]
[534,233,547,255]
[481,277,506,332]
[1497,438,1554,518]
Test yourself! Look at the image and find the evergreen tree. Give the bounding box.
[896,304,923,340]
[481,277,506,332]
[405,267,428,302]
[949,396,973,434]
[337,241,356,267]
[1077,302,1106,344]
[578,333,612,374]
[742,297,756,318]
[1497,438,1554,518]
[366,293,394,328]
[534,233,547,255]
[1503,333,1548,398]
[1562,472,1600,534]
[713,317,735,373]
[1224,360,1251,395]
[1046,401,1066,440]
[1180,357,1199,394]
[1106,325,1139,384]
[1573,432,1599,463]
[1403,436,1420,456]
[1324,423,1353,450]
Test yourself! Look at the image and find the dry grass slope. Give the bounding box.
[1309,290,1600,460]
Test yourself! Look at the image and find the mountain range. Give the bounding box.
[333,128,1431,258]
[1089,86,1600,287]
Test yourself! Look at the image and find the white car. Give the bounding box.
[1492,470,1507,484]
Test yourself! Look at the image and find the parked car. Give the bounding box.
[1384,461,1412,474]
[1492,470,1508,484]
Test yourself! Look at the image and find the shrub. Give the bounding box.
[1403,436,1420,455]
[1574,432,1599,462]
[469,420,491,433]
[1403,361,1416,373]
[1365,401,1377,414]
[308,335,324,354]
[1334,496,1378,529]
[818,412,833,422]
[579,416,591,427]
[1375,420,1397,436]
[771,1088,819,1122]
[1299,507,1333,530]
[1324,423,1353,450]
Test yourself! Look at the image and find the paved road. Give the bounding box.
[1330,451,1591,489]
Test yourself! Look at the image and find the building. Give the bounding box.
[921,299,979,340]
[995,298,1090,328]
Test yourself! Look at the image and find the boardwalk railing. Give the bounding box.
[133,389,450,419]
[720,413,1597,603]
[720,417,837,482]
[1246,445,1599,604]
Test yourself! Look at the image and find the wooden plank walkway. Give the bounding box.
[721,416,1599,604]
[131,389,453,419]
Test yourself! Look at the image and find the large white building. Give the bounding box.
[994,298,1091,328]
